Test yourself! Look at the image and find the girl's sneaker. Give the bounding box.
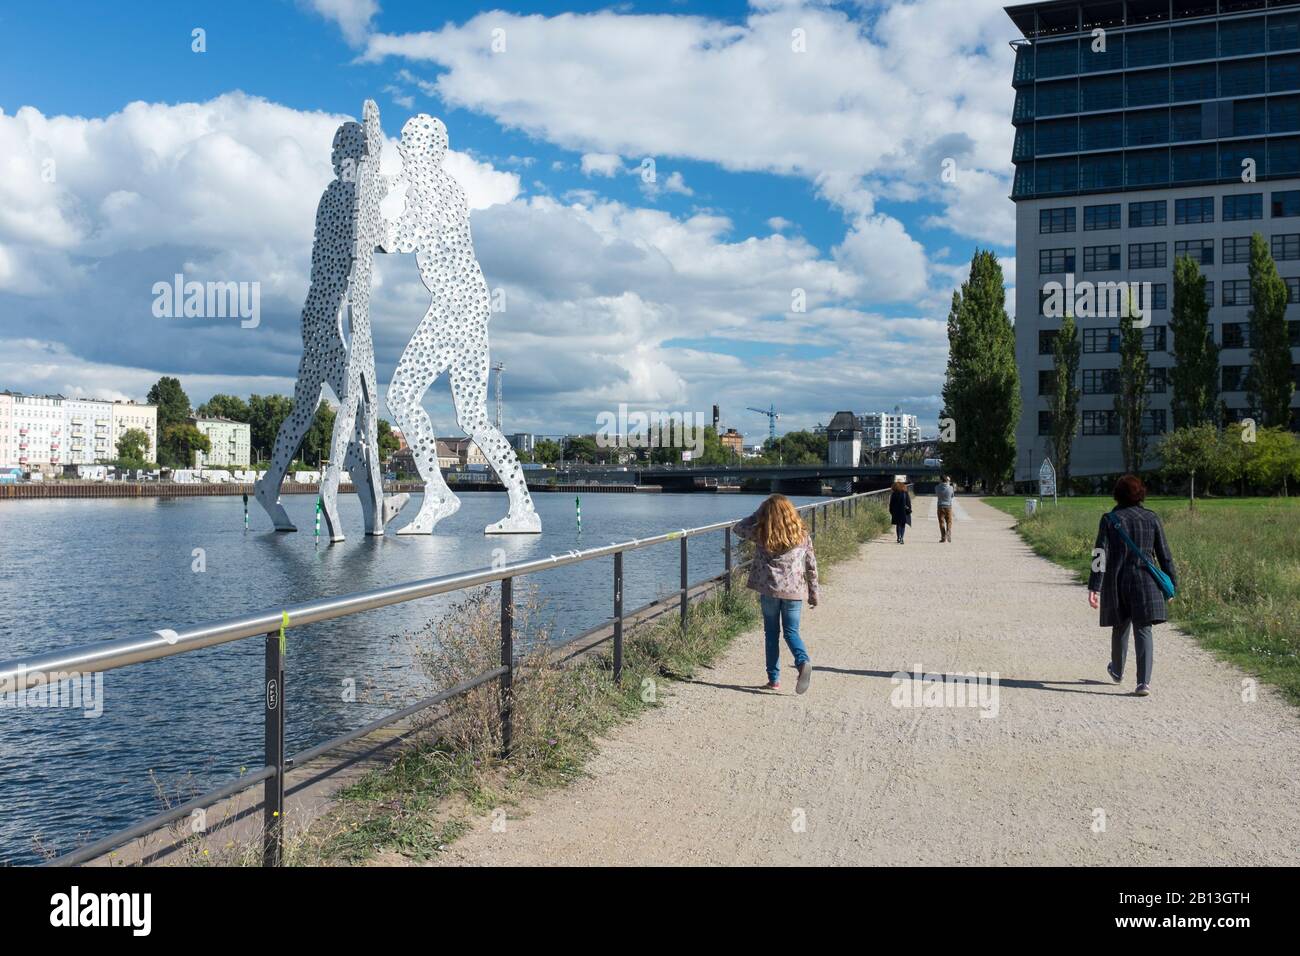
[796,662,813,695]
[761,681,780,691]
[1135,683,1151,697]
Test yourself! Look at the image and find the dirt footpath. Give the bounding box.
[439,498,1300,866]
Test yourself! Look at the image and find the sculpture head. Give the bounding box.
[398,114,448,167]
[331,121,366,178]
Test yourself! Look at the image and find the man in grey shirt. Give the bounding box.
[936,476,956,543]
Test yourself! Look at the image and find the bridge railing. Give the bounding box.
[0,489,890,867]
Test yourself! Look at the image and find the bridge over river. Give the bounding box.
[561,462,942,494]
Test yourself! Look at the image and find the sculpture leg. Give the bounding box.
[344,410,378,534]
[450,331,540,535]
[255,359,324,531]
[355,367,407,534]
[389,331,460,534]
[320,381,360,543]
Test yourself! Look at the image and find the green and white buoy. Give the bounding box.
[575,495,581,535]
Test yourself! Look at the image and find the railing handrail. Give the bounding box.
[0,490,890,691]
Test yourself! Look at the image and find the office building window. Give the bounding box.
[1148,366,1168,394]
[1126,148,1169,186]
[1204,281,1215,307]
[1039,207,1075,233]
[1126,69,1169,108]
[1176,239,1214,265]
[1272,190,1300,218]
[1083,203,1121,230]
[1223,194,1263,221]
[1287,276,1300,304]
[1220,58,1266,97]
[1083,328,1121,354]
[1080,114,1124,151]
[1128,200,1167,228]
[1038,410,1053,436]
[1037,79,1079,117]
[1083,327,1166,353]
[1040,247,1076,274]
[1222,365,1251,391]
[1270,53,1300,93]
[1039,288,1055,316]
[1221,16,1266,58]
[1082,410,1119,435]
[1038,370,1056,396]
[1141,409,1167,436]
[1222,237,1252,265]
[1038,330,1059,355]
[1222,322,1251,349]
[1083,368,1118,394]
[1151,283,1168,310]
[1273,233,1300,260]
[1036,118,1079,155]
[1222,280,1252,306]
[1175,196,1214,224]
[1084,244,1121,271]
[1080,74,1124,111]
[1129,242,1167,269]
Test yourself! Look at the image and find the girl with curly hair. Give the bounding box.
[732,494,819,693]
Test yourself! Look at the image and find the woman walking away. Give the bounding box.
[732,494,819,694]
[1087,475,1178,697]
[888,479,911,544]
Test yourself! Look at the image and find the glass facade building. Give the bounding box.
[1007,0,1300,482]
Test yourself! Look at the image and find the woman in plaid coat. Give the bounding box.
[1086,475,1178,697]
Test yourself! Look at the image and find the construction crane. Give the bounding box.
[747,404,780,444]
[492,361,505,430]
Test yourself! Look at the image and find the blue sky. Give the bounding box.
[0,0,1019,439]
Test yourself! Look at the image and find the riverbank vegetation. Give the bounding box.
[986,496,1300,707]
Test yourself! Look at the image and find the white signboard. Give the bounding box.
[1038,458,1057,502]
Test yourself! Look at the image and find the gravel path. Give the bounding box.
[439,497,1300,866]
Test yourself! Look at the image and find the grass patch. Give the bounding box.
[294,495,892,865]
[986,495,1300,707]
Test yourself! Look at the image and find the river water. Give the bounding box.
[0,490,822,864]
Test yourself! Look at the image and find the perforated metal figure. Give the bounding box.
[381,114,541,535]
[255,100,406,540]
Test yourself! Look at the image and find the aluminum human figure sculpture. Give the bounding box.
[255,100,405,541]
[382,114,541,535]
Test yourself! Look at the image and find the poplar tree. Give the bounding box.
[1114,311,1149,474]
[940,250,1020,493]
[1169,254,1220,428]
[1048,313,1080,491]
[1246,233,1295,427]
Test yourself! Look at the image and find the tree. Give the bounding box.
[300,401,336,466]
[1048,313,1081,491]
[940,250,1019,493]
[534,439,562,464]
[1169,254,1220,428]
[760,430,826,465]
[162,423,211,468]
[1114,311,1149,474]
[1246,232,1296,427]
[377,419,401,461]
[147,376,195,466]
[1212,421,1254,495]
[196,393,250,422]
[1245,426,1300,495]
[147,376,191,430]
[565,435,599,463]
[246,394,294,461]
[115,428,151,464]
[1158,424,1219,508]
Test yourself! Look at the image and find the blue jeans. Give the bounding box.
[760,595,809,684]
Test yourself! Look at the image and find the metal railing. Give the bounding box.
[0,489,890,867]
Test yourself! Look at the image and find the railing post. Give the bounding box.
[811,506,816,538]
[679,536,688,629]
[263,632,285,867]
[723,527,732,593]
[500,576,513,758]
[612,552,624,684]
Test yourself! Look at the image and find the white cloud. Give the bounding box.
[580,152,623,177]
[303,0,379,46]
[361,0,1017,246]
